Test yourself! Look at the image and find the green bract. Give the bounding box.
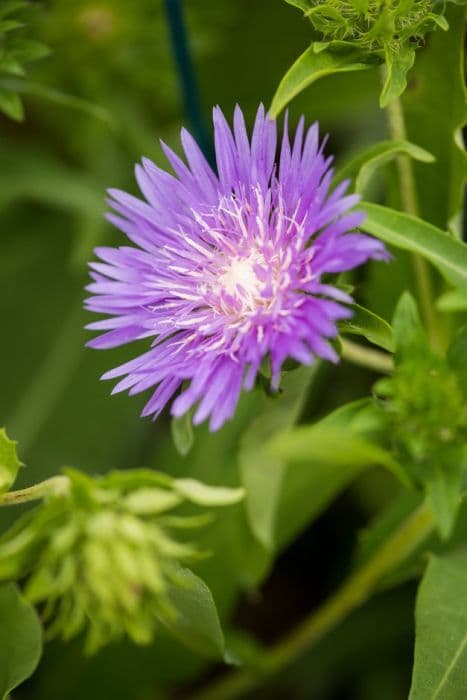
[0,468,243,653]
[288,0,446,53]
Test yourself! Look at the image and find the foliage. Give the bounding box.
[0,1,49,120]
[0,0,466,698]
[0,583,42,700]
[276,0,449,111]
[0,467,242,654]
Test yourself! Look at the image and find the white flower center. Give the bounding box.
[218,256,262,301]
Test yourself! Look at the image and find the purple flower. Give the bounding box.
[85,105,388,431]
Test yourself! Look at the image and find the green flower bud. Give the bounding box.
[0,469,243,653]
[292,0,447,54]
[376,352,467,483]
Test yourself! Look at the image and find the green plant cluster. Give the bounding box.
[283,0,449,107]
[378,356,466,472]
[373,296,467,537]
[0,1,49,120]
[0,0,466,698]
[0,467,242,653]
[288,0,447,53]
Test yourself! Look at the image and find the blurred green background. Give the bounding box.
[0,1,418,698]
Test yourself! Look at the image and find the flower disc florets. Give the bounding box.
[85,105,388,430]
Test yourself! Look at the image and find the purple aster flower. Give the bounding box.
[85,105,388,431]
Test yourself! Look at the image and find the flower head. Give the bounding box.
[299,0,445,54]
[0,469,242,653]
[86,105,388,430]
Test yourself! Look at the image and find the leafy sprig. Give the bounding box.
[0,446,243,654]
[0,1,49,120]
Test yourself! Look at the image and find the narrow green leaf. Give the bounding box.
[355,491,424,571]
[173,479,244,506]
[0,427,21,494]
[425,463,463,540]
[0,143,103,214]
[410,550,467,699]
[0,87,23,120]
[335,139,434,195]
[403,5,467,232]
[380,46,415,107]
[3,79,115,127]
[284,0,310,10]
[0,2,29,20]
[0,20,24,32]
[340,303,394,352]
[122,488,183,515]
[437,290,467,312]
[0,57,25,76]
[7,40,50,63]
[0,583,42,700]
[361,203,467,292]
[240,365,319,550]
[161,568,225,660]
[392,292,426,360]
[269,43,371,117]
[319,397,389,439]
[265,424,403,549]
[447,323,467,396]
[171,413,194,457]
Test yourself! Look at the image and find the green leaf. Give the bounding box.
[269,43,371,117]
[447,323,467,396]
[380,46,415,107]
[0,583,42,700]
[335,140,434,195]
[410,550,467,699]
[402,5,467,232]
[355,490,424,570]
[171,413,194,457]
[240,365,319,550]
[284,0,311,10]
[392,292,426,361]
[16,81,115,127]
[0,427,21,494]
[425,462,463,540]
[122,488,183,515]
[7,40,50,63]
[262,424,403,550]
[437,290,467,312]
[161,568,225,660]
[0,2,29,20]
[0,142,103,215]
[172,479,244,506]
[361,203,467,292]
[0,87,23,120]
[319,397,389,440]
[340,303,394,352]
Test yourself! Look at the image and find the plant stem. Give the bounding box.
[163,0,211,160]
[340,338,394,374]
[382,71,440,350]
[187,501,434,700]
[0,476,69,506]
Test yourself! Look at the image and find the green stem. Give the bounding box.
[0,476,69,506]
[187,501,434,700]
[341,338,394,374]
[382,70,441,351]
